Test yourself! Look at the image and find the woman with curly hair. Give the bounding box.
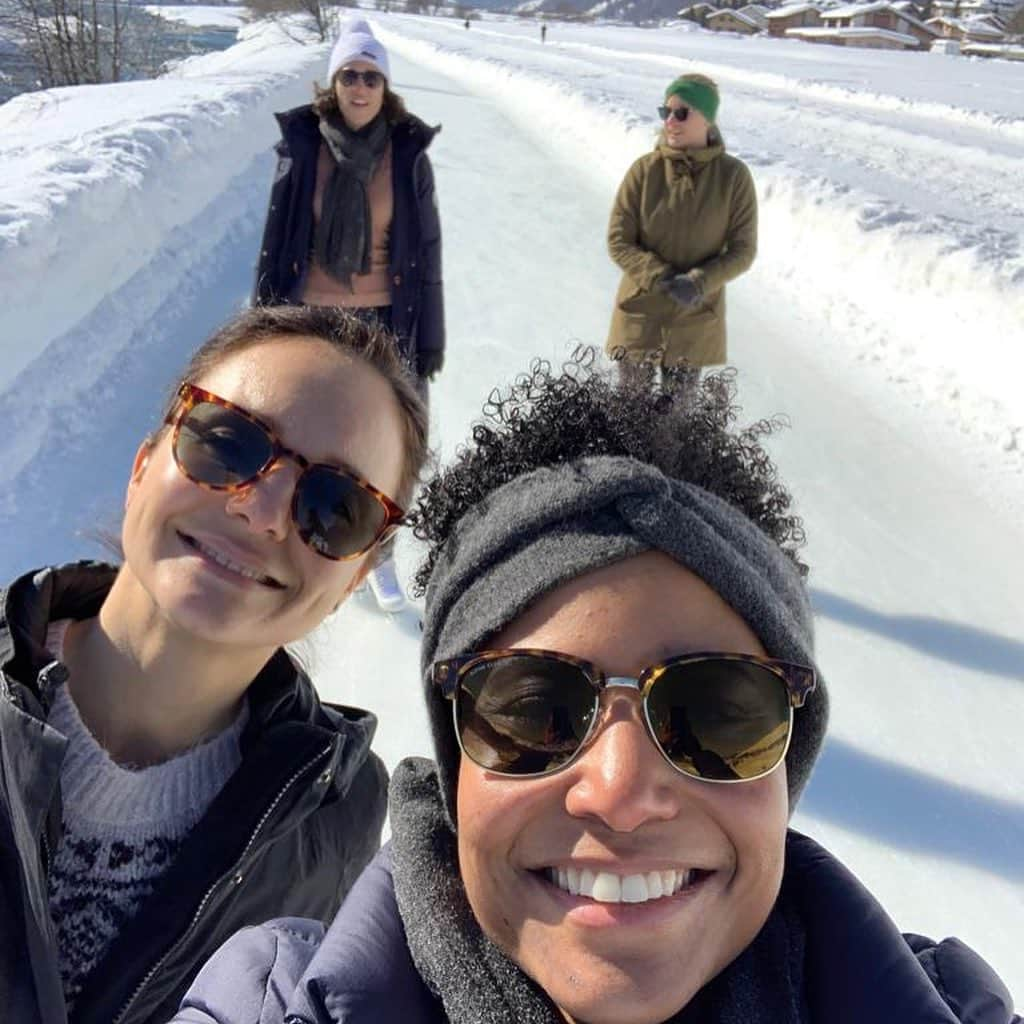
[173,355,1018,1024]
[253,17,444,611]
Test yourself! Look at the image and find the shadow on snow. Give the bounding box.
[803,738,1024,882]
[812,588,1024,683]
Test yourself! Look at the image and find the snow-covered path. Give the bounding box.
[374,16,1024,470]
[0,15,1021,994]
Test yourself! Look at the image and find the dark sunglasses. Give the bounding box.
[433,648,816,783]
[339,68,384,89]
[166,383,404,561]
[658,105,691,123]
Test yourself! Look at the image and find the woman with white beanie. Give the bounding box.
[253,18,445,612]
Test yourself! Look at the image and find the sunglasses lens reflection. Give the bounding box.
[294,465,387,560]
[457,654,597,775]
[176,404,271,487]
[646,660,791,781]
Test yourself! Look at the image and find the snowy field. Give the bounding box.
[0,9,1022,997]
[143,4,250,29]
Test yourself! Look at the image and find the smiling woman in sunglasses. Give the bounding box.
[0,304,428,1024]
[606,74,757,398]
[172,356,1016,1024]
[252,17,444,611]
[253,16,443,387]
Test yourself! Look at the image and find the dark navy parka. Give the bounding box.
[172,833,1020,1024]
[253,105,445,370]
[0,563,388,1024]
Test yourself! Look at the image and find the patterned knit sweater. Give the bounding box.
[44,621,248,1008]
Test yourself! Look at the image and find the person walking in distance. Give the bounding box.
[606,74,757,398]
[252,17,445,613]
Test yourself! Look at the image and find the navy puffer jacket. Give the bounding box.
[172,833,1019,1024]
[253,105,444,370]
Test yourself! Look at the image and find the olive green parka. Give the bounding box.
[605,129,757,368]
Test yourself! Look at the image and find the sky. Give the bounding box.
[0,6,1021,998]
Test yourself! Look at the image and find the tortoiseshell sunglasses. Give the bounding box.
[433,648,816,783]
[166,382,405,561]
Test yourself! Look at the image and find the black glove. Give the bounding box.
[659,272,703,309]
[416,349,444,381]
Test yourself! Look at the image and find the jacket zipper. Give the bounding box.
[36,661,67,881]
[41,829,52,877]
[110,741,334,1024]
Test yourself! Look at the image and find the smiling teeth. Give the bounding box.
[547,867,693,904]
[193,538,274,585]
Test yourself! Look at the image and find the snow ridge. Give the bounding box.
[0,19,326,396]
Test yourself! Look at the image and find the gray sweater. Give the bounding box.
[45,620,246,1007]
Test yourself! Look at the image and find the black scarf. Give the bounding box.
[389,758,810,1024]
[314,110,391,286]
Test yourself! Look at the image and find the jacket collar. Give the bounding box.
[0,560,114,693]
[0,562,377,762]
[276,103,439,154]
[656,123,725,167]
[274,783,1007,1024]
[784,830,960,1022]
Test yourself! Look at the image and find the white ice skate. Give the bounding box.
[367,558,405,613]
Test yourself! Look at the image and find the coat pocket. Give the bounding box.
[612,310,663,357]
[661,305,724,366]
[618,287,673,318]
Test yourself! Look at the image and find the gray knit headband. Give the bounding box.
[421,455,828,824]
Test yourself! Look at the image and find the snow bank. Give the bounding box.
[144,4,250,29]
[0,17,325,396]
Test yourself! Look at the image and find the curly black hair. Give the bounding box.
[410,349,806,595]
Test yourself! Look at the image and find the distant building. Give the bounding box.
[931,0,1019,18]
[691,0,749,11]
[926,13,1007,39]
[961,40,1024,56]
[705,7,763,29]
[677,1,717,21]
[785,1,939,48]
[737,3,770,26]
[891,0,930,19]
[766,2,822,35]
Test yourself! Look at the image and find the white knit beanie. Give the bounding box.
[327,18,390,83]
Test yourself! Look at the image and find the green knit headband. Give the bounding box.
[665,77,720,123]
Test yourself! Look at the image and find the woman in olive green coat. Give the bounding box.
[606,74,757,392]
